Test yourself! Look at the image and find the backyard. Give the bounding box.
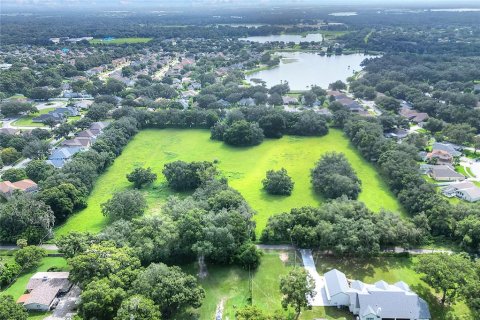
[55,128,403,237]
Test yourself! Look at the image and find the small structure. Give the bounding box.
[17,272,72,311]
[429,165,465,182]
[0,179,38,199]
[323,269,431,320]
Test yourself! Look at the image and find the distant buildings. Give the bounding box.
[328,90,369,115]
[32,107,80,124]
[0,179,38,199]
[400,104,429,124]
[323,269,431,320]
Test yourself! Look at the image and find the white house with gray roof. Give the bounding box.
[323,269,431,320]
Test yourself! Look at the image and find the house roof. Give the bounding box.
[324,269,349,297]
[431,165,465,179]
[459,186,480,200]
[358,290,429,319]
[432,142,462,157]
[0,179,37,194]
[24,272,71,308]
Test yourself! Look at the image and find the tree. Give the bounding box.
[235,305,283,320]
[68,242,141,287]
[268,93,283,106]
[375,96,400,113]
[1,168,27,182]
[258,114,286,139]
[54,122,75,139]
[302,91,317,107]
[86,102,112,121]
[329,80,346,91]
[79,278,126,320]
[115,295,162,320]
[132,263,205,318]
[0,295,28,320]
[223,120,264,147]
[290,111,328,136]
[22,140,50,159]
[55,232,95,259]
[126,167,157,189]
[0,101,37,117]
[14,245,46,270]
[279,268,315,319]
[262,168,294,196]
[101,190,147,221]
[423,118,444,134]
[38,183,86,222]
[442,123,476,146]
[474,136,480,153]
[311,152,361,199]
[0,262,21,289]
[25,160,55,182]
[1,147,22,165]
[0,194,55,244]
[163,160,217,191]
[235,242,263,270]
[415,253,477,306]
[28,87,60,101]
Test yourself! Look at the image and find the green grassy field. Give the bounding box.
[55,128,403,238]
[185,250,350,320]
[0,257,68,299]
[12,108,56,127]
[89,37,152,44]
[314,255,472,319]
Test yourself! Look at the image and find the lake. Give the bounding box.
[246,52,375,90]
[240,33,323,44]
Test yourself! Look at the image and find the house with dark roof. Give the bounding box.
[17,272,72,311]
[323,269,431,320]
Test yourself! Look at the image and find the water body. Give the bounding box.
[430,8,480,12]
[246,52,375,90]
[329,12,358,16]
[241,33,323,44]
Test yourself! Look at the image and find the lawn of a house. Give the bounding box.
[0,257,68,300]
[12,108,56,127]
[314,255,473,319]
[89,37,152,44]
[185,250,350,320]
[55,128,403,237]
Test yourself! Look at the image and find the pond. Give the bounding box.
[246,52,375,90]
[240,33,323,44]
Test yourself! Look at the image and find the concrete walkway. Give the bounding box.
[299,249,331,307]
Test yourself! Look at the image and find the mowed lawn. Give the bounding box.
[89,37,152,44]
[184,250,350,320]
[0,257,68,299]
[55,128,403,237]
[315,255,473,319]
[12,107,55,127]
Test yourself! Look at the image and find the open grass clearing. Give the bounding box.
[314,254,472,319]
[11,107,55,127]
[55,128,403,238]
[89,37,152,44]
[184,250,350,319]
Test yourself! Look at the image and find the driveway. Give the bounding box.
[299,249,331,307]
[44,285,81,320]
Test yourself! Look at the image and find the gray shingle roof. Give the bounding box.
[324,269,349,297]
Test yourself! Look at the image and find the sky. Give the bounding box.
[2,0,480,9]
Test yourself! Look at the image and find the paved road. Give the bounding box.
[0,244,58,251]
[300,249,330,307]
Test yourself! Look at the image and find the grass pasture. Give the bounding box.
[89,37,152,45]
[186,250,350,320]
[55,128,403,237]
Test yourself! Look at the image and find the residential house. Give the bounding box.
[238,98,256,107]
[89,122,108,135]
[384,128,409,139]
[442,181,480,202]
[32,107,79,124]
[400,106,429,124]
[282,96,299,105]
[74,100,94,109]
[47,146,84,168]
[429,165,465,182]
[432,142,462,157]
[61,137,93,148]
[17,272,72,311]
[0,179,38,199]
[426,150,453,164]
[324,269,431,320]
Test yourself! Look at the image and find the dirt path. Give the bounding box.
[215,298,226,320]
